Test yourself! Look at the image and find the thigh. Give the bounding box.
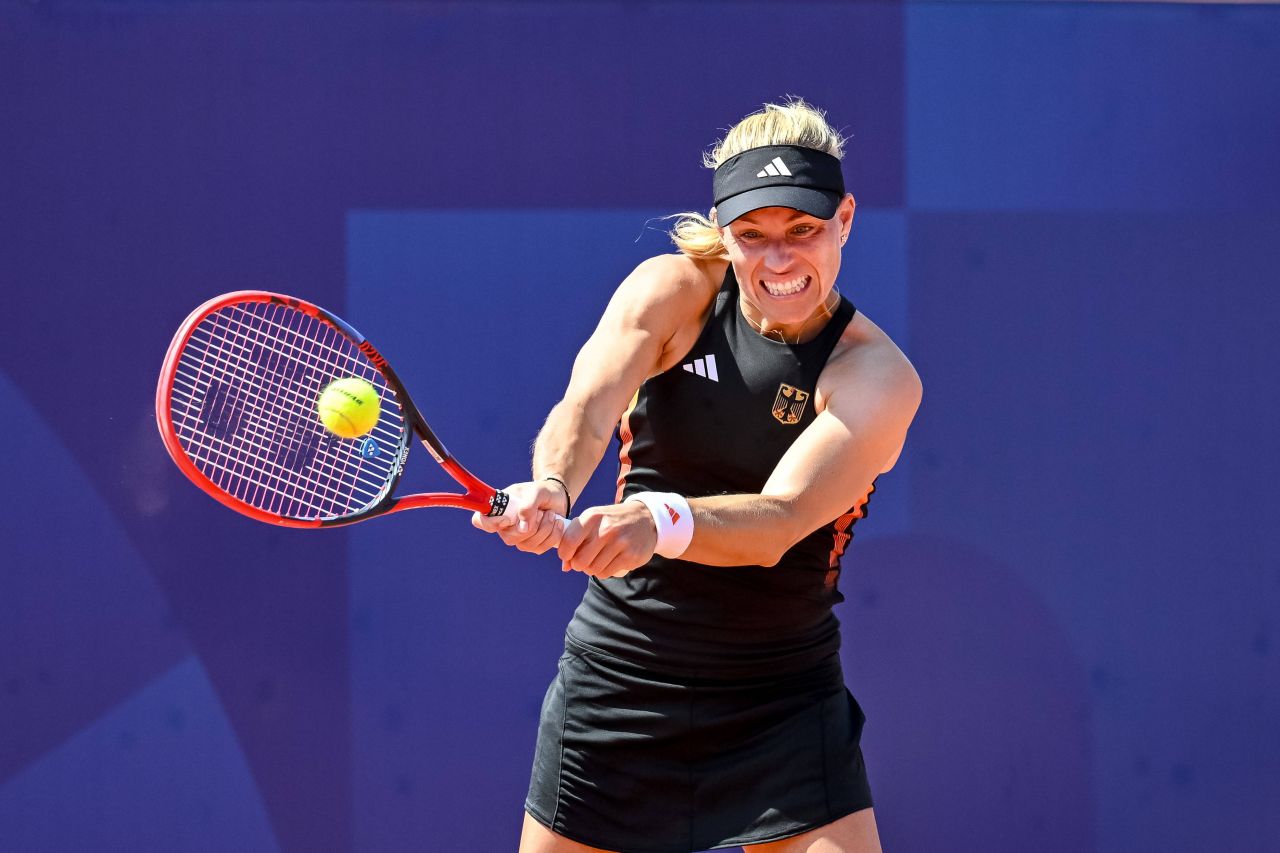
[519,811,619,853]
[742,807,881,853]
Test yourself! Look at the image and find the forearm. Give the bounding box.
[679,493,803,568]
[531,398,615,511]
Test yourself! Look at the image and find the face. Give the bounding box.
[719,195,856,335]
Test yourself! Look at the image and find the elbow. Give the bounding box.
[755,536,799,569]
[752,502,807,568]
[756,549,784,569]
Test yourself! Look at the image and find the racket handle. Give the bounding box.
[490,489,569,545]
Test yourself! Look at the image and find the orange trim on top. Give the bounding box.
[827,508,860,568]
[614,391,639,502]
[825,482,876,585]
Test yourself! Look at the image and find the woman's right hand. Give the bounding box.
[471,480,567,555]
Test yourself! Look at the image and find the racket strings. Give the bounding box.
[184,304,396,517]
[204,312,391,512]
[233,305,397,513]
[177,304,369,517]
[168,300,407,520]
[177,307,402,448]
[214,303,399,516]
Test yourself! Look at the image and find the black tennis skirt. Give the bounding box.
[525,638,873,853]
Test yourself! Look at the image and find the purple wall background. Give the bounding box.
[2,2,1277,852]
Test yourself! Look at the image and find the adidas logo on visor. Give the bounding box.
[756,157,792,178]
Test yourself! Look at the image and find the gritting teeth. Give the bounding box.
[761,275,809,296]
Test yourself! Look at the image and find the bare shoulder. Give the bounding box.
[612,254,725,371]
[568,255,726,410]
[817,310,922,415]
[618,253,723,310]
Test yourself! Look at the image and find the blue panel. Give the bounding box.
[845,210,911,538]
[908,211,1280,853]
[908,3,1280,211]
[0,658,280,853]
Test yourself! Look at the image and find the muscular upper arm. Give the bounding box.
[762,344,922,550]
[561,254,715,442]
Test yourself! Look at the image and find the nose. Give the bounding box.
[762,240,795,272]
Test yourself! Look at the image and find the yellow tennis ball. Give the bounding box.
[316,377,381,439]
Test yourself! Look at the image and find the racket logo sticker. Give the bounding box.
[270,424,322,472]
[359,437,381,460]
[771,383,810,425]
[196,380,248,440]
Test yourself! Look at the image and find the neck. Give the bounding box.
[739,290,840,345]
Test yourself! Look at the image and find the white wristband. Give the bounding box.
[627,491,694,559]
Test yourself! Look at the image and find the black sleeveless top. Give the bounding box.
[565,267,876,676]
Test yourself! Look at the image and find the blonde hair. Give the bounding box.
[669,97,846,259]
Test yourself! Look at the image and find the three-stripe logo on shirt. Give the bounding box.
[682,354,718,381]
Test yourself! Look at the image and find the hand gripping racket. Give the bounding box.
[157,291,523,528]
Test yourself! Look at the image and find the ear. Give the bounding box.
[838,194,856,241]
[709,207,719,226]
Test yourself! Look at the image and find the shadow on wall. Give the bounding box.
[839,535,1094,853]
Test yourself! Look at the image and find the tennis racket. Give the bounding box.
[156,290,533,528]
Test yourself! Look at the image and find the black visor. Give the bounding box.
[712,144,845,225]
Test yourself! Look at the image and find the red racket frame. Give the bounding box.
[156,291,507,528]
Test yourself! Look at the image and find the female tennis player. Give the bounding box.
[475,98,920,853]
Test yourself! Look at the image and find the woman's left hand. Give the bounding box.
[557,501,658,578]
